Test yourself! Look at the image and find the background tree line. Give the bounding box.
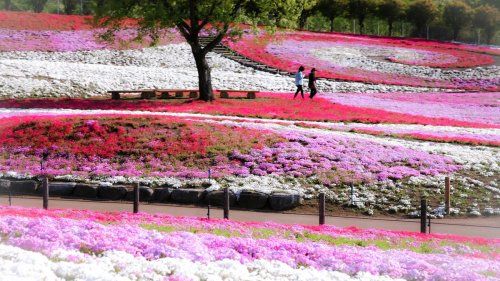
[300,0,499,44]
[1,0,498,44]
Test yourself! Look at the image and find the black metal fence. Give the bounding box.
[1,177,499,235]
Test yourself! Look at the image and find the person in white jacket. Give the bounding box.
[294,66,305,99]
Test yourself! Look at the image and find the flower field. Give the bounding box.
[0,115,460,181]
[0,11,95,30]
[0,8,499,281]
[226,31,500,91]
[0,28,183,52]
[0,11,180,52]
[322,91,500,125]
[0,13,498,215]
[1,11,499,98]
[0,93,497,128]
[0,105,498,216]
[0,206,498,280]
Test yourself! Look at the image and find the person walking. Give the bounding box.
[308,68,318,99]
[294,66,305,99]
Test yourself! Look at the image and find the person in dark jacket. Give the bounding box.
[308,68,317,99]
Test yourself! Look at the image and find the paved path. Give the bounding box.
[1,197,499,238]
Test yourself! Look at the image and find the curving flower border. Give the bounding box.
[225,31,499,91]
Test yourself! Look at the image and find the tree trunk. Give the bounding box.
[97,0,105,9]
[330,17,335,32]
[388,21,393,36]
[298,11,308,30]
[32,0,47,13]
[63,0,76,14]
[452,28,459,41]
[4,0,11,10]
[485,29,494,44]
[415,24,425,38]
[275,16,282,28]
[359,18,365,34]
[193,52,214,101]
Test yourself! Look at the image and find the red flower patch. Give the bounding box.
[0,116,281,160]
[0,94,496,129]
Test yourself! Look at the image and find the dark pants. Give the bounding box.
[309,87,317,99]
[294,85,304,99]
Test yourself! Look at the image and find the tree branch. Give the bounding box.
[201,23,228,54]
[201,0,245,54]
[177,21,191,41]
[189,0,199,33]
[198,0,220,31]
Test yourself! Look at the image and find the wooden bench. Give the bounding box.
[154,89,199,99]
[108,89,199,100]
[108,90,158,100]
[218,90,258,99]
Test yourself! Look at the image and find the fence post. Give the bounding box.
[207,168,212,219]
[207,202,211,219]
[428,216,431,234]
[8,182,12,206]
[223,187,229,219]
[0,180,11,206]
[445,177,451,215]
[350,184,354,206]
[319,193,325,225]
[42,177,49,210]
[133,183,139,214]
[420,198,427,234]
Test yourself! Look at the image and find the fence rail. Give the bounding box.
[1,177,498,237]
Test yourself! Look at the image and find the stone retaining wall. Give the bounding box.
[0,179,302,211]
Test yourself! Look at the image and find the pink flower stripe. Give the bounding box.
[354,130,499,147]
[1,206,496,246]
[0,11,220,51]
[0,93,496,128]
[322,91,500,125]
[297,30,500,57]
[0,28,183,52]
[2,106,496,147]
[295,122,500,147]
[225,31,499,91]
[0,206,498,281]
